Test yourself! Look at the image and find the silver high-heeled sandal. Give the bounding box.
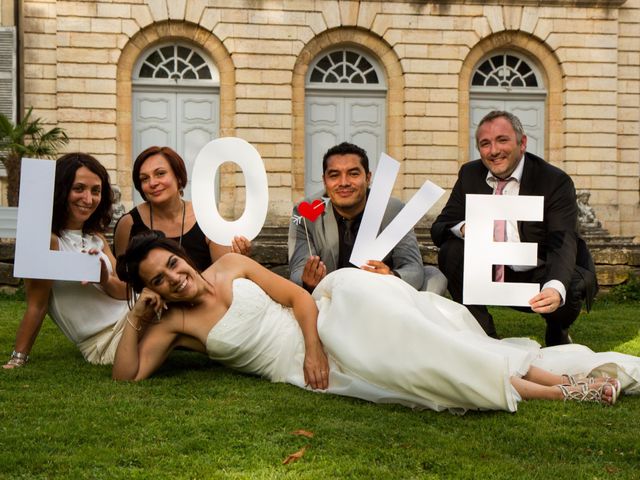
[562,374,622,398]
[557,382,617,406]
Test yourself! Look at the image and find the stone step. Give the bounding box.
[1,227,639,287]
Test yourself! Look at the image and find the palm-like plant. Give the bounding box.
[0,107,69,206]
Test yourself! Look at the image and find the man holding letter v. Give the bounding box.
[431,111,597,346]
[288,142,446,294]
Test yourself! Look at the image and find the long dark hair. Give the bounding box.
[52,152,114,236]
[132,146,188,201]
[116,230,200,305]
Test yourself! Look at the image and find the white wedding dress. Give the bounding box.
[205,269,640,413]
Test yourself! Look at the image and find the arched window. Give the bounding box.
[134,44,219,85]
[304,48,386,194]
[472,53,539,89]
[308,49,383,86]
[469,51,546,158]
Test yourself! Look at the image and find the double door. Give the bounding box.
[305,93,385,194]
[132,88,219,202]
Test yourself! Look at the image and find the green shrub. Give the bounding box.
[600,273,640,304]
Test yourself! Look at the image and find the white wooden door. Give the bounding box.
[469,98,544,161]
[305,94,385,194]
[133,89,219,203]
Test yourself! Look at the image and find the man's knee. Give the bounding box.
[437,238,464,276]
[422,266,447,295]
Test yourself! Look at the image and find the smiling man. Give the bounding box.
[288,142,446,294]
[431,111,598,346]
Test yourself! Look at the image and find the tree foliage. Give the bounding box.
[0,107,69,206]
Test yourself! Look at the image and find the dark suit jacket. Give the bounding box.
[431,152,593,298]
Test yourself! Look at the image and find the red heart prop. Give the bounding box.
[298,199,325,222]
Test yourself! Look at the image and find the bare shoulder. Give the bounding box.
[210,252,249,271]
[115,212,134,231]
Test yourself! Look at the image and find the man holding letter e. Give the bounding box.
[431,111,597,346]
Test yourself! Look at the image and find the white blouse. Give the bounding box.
[48,230,128,344]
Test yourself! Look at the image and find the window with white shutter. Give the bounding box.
[0,27,16,123]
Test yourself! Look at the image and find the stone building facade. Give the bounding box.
[4,0,640,238]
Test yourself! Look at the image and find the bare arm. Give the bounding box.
[3,278,53,369]
[95,234,127,300]
[3,237,58,369]
[216,254,329,389]
[112,288,179,381]
[208,240,231,263]
[113,213,133,258]
[207,236,252,264]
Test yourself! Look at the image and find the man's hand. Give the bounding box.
[529,288,561,314]
[301,256,326,291]
[361,260,393,276]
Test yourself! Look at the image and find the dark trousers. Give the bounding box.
[437,238,583,340]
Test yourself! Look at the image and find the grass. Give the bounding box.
[1,293,639,479]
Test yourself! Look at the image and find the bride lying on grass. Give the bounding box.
[113,231,640,413]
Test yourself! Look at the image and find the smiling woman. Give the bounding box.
[3,153,129,369]
[113,146,252,272]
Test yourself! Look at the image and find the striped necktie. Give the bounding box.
[493,178,512,282]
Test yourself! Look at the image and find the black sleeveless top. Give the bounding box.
[123,207,213,272]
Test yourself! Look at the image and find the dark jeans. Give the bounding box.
[437,238,583,340]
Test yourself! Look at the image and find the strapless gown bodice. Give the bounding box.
[205,270,640,413]
[206,278,306,384]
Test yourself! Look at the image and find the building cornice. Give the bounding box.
[391,1,627,6]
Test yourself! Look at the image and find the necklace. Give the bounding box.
[149,200,186,247]
[66,230,87,252]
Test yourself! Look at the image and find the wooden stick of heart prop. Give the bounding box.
[302,219,312,257]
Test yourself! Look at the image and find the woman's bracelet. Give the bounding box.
[126,314,142,332]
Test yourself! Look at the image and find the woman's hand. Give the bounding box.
[303,342,330,390]
[78,249,110,286]
[131,287,167,325]
[231,236,252,256]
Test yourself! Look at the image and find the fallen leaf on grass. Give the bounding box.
[282,446,307,465]
[290,429,314,438]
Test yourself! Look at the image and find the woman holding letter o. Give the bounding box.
[113,146,251,270]
[112,231,640,413]
[4,153,129,369]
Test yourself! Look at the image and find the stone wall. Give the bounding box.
[14,0,640,237]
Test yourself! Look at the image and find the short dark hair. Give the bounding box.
[132,146,188,200]
[52,152,114,236]
[116,230,199,304]
[322,142,369,175]
[475,110,525,146]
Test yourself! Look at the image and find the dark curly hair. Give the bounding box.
[322,142,369,175]
[132,146,188,201]
[116,230,200,305]
[52,153,114,236]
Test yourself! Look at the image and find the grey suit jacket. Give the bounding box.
[288,193,425,290]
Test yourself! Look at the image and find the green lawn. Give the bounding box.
[1,295,639,479]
